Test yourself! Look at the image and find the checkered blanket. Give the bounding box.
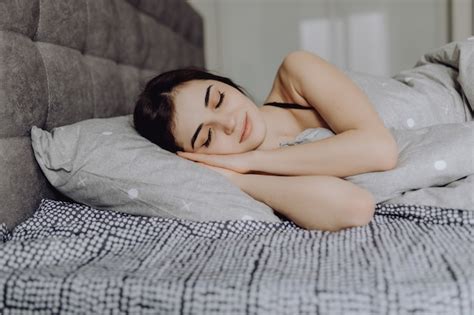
[1,199,473,314]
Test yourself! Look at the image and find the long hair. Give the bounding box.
[133,66,249,153]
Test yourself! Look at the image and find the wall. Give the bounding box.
[450,0,473,41]
[188,0,450,105]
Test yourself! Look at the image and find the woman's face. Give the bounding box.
[172,80,267,154]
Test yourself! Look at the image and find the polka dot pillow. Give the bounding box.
[30,115,282,223]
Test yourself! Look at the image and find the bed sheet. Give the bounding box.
[0,199,472,314]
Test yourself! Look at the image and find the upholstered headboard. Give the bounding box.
[0,0,205,231]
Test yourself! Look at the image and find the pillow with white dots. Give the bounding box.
[30,115,282,223]
[285,121,474,209]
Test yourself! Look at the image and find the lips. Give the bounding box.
[240,114,247,143]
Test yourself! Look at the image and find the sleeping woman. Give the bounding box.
[133,50,399,232]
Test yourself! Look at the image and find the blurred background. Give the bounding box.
[187,0,473,104]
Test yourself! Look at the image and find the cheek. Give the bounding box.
[254,116,265,141]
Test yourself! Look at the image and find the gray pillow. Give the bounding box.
[30,115,282,223]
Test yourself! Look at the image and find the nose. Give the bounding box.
[212,111,236,135]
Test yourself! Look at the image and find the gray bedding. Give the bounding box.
[281,39,474,211]
[0,199,473,314]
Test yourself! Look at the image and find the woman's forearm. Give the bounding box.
[231,173,375,232]
[250,129,397,178]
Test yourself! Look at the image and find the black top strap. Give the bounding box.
[263,102,313,110]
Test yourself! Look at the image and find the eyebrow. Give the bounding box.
[191,84,212,150]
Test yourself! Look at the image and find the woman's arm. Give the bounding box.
[231,173,375,232]
[250,50,398,177]
[251,129,396,177]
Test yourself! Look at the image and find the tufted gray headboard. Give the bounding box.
[0,0,205,231]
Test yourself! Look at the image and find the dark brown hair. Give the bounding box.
[133,66,250,153]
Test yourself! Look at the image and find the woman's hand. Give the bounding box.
[177,151,255,174]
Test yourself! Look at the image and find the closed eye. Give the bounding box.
[215,91,225,108]
[203,91,225,148]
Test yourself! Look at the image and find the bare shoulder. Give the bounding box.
[280,50,327,75]
[263,51,313,107]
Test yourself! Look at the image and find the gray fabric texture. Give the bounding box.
[0,198,472,313]
[30,115,280,223]
[0,0,205,231]
[280,39,474,211]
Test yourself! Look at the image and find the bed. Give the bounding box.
[1,1,473,314]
